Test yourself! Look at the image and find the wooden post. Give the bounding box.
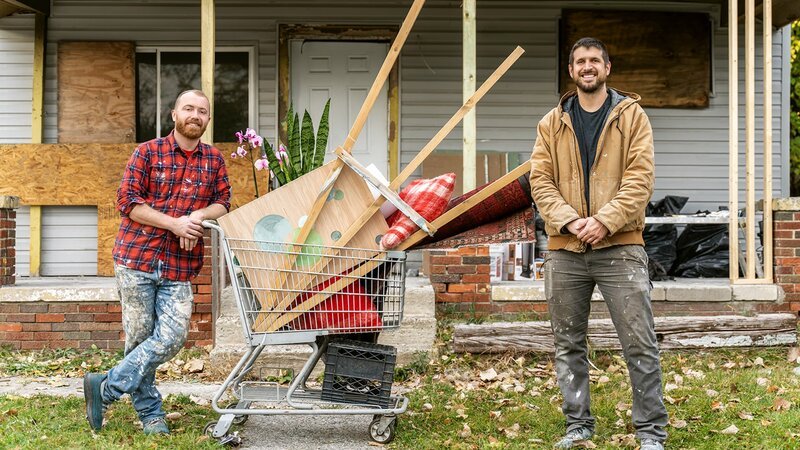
[745,0,756,279]
[29,13,46,277]
[728,0,738,283]
[462,0,476,192]
[201,0,215,142]
[762,0,773,281]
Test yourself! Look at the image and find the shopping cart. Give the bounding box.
[203,221,409,446]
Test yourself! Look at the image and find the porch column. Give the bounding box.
[29,12,46,277]
[201,0,215,142]
[462,0,476,192]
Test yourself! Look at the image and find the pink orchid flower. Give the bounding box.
[234,131,244,144]
[254,157,269,171]
[277,144,290,164]
[250,135,264,148]
[236,146,248,157]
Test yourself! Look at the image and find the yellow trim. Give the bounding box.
[201,0,215,142]
[29,205,41,276]
[31,13,45,144]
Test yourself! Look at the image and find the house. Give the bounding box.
[1,0,798,351]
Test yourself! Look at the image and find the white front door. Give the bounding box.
[291,40,389,177]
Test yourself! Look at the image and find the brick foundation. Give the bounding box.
[0,230,215,350]
[0,196,20,287]
[428,247,492,305]
[773,198,800,316]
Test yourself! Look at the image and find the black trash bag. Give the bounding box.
[644,196,689,280]
[671,223,729,278]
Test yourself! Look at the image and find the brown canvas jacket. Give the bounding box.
[530,88,655,253]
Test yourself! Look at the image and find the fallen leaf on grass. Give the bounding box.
[664,383,679,392]
[669,418,688,428]
[458,423,471,438]
[754,357,765,367]
[788,347,800,364]
[597,375,610,384]
[422,403,433,411]
[737,411,754,421]
[489,410,502,419]
[165,412,182,420]
[616,402,631,411]
[711,401,725,411]
[501,423,520,438]
[718,424,739,435]
[772,397,792,411]
[756,377,769,386]
[609,433,637,447]
[573,439,597,448]
[480,368,498,382]
[184,359,204,373]
[760,419,772,426]
[722,361,737,369]
[705,389,719,397]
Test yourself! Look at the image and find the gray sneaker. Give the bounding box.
[554,427,594,449]
[640,438,665,450]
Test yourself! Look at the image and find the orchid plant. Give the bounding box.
[232,99,330,195]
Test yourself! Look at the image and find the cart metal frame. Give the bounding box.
[204,221,409,445]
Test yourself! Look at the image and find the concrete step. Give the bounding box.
[209,276,436,377]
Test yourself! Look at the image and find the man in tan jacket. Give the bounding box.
[530,37,668,450]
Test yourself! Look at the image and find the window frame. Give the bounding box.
[135,46,258,140]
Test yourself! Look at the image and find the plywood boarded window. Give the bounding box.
[57,42,136,142]
[559,10,711,108]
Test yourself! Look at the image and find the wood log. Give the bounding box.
[453,314,798,353]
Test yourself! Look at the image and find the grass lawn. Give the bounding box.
[1,333,799,449]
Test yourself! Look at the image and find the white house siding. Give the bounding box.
[0,0,790,216]
[0,14,34,143]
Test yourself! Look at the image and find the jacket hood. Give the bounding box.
[559,88,640,114]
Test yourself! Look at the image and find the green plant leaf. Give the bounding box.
[300,110,315,174]
[314,98,331,170]
[262,138,286,186]
[288,111,302,179]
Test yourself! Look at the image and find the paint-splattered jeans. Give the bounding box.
[544,245,668,442]
[103,263,193,424]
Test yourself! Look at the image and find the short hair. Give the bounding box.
[568,37,610,65]
[173,89,209,109]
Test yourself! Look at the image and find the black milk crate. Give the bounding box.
[321,340,397,408]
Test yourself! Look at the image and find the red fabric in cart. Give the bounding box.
[380,172,456,249]
[289,274,382,332]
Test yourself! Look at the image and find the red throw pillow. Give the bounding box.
[381,173,456,249]
[290,275,382,332]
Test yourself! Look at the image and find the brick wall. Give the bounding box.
[0,230,216,350]
[0,196,20,287]
[429,247,491,307]
[774,198,800,317]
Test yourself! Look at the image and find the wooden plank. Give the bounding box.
[453,314,798,353]
[745,0,756,279]
[559,10,711,108]
[201,0,215,142]
[57,42,135,143]
[216,160,387,317]
[762,0,773,282]
[728,0,739,283]
[273,0,425,303]
[29,205,41,277]
[462,0,477,191]
[31,12,44,144]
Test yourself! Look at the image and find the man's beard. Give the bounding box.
[573,70,606,94]
[176,119,206,139]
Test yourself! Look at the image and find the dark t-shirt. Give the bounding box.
[571,92,612,212]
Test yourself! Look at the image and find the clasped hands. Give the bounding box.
[172,211,205,251]
[566,217,609,246]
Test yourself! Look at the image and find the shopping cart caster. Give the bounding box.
[224,401,251,425]
[204,421,242,447]
[369,415,397,444]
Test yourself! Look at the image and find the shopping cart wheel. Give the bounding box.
[368,416,397,444]
[224,401,250,425]
[204,421,242,447]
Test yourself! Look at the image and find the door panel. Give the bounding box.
[291,41,389,177]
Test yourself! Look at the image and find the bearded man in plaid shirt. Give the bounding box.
[84,89,231,435]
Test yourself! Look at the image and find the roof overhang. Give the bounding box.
[0,0,49,18]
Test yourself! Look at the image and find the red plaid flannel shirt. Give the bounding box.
[113,131,231,281]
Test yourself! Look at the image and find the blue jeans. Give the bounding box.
[103,263,193,424]
[544,245,668,442]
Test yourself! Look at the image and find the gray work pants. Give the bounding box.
[544,245,668,442]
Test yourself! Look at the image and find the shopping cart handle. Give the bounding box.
[202,220,224,236]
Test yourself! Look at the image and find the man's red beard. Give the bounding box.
[176,119,206,139]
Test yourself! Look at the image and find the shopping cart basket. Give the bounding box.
[203,221,408,445]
